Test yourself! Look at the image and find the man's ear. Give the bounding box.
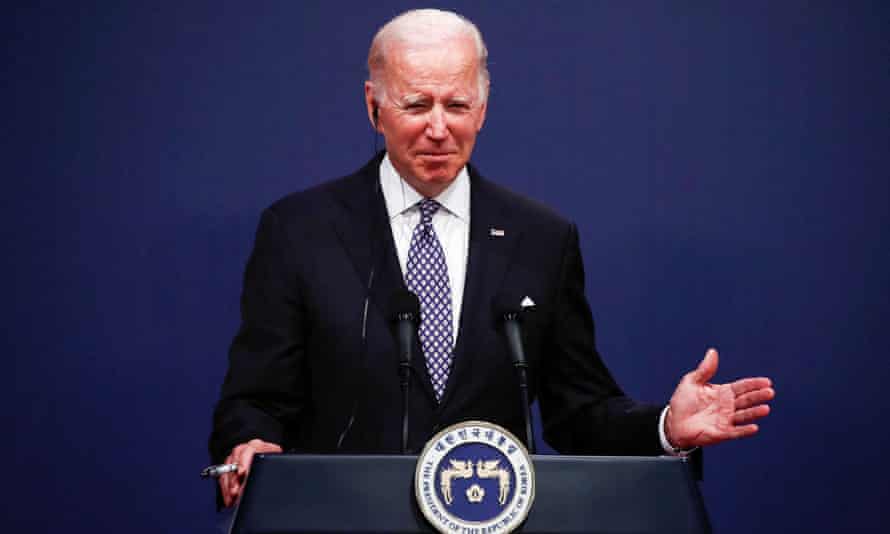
[476,83,490,132]
[364,81,382,132]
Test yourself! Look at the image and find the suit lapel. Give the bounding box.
[329,155,400,312]
[328,155,439,402]
[439,168,525,407]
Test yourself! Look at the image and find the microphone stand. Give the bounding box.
[503,312,536,454]
[394,308,418,454]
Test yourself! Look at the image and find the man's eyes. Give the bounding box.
[402,102,471,112]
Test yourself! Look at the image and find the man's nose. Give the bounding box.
[425,107,448,140]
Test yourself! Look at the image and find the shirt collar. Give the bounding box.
[379,154,470,221]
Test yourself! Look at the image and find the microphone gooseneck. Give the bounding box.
[494,294,536,454]
[390,290,421,454]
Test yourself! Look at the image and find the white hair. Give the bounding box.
[367,9,490,104]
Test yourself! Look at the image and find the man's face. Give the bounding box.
[366,37,487,197]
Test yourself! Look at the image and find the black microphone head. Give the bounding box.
[492,293,525,323]
[390,290,421,322]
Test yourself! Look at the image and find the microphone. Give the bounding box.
[493,294,536,454]
[390,290,421,454]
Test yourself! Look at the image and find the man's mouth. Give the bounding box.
[417,152,455,161]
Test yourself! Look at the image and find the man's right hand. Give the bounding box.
[219,439,283,507]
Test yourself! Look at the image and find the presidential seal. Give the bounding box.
[415,421,535,534]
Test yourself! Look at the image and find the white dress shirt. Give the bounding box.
[379,154,469,344]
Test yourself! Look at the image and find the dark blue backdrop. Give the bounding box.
[6,2,888,532]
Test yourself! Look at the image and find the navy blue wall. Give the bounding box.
[7,2,888,532]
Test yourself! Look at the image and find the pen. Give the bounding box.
[200,463,238,478]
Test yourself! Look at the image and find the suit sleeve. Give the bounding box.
[208,207,308,463]
[538,223,664,456]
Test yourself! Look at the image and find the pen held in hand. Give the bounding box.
[200,463,238,478]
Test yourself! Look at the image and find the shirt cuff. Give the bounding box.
[658,405,698,457]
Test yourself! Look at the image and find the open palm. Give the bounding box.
[666,349,774,449]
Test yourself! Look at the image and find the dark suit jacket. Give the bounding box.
[209,153,663,462]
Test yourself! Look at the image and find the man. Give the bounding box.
[209,9,774,507]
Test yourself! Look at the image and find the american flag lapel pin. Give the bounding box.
[489,227,505,237]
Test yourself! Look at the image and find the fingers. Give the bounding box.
[229,442,256,499]
[236,439,284,481]
[734,386,775,410]
[219,439,284,507]
[728,423,759,440]
[689,348,719,384]
[219,444,251,507]
[248,438,283,454]
[730,376,772,396]
[238,447,258,485]
[228,444,249,504]
[228,465,241,502]
[733,404,770,425]
[219,451,238,507]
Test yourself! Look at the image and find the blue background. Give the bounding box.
[6,1,888,532]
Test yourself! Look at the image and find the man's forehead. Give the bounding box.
[388,36,476,73]
[387,31,475,58]
[385,43,479,98]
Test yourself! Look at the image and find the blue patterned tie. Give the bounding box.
[405,198,454,401]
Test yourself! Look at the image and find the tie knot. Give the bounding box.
[418,198,441,224]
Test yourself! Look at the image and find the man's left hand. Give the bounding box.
[665,348,774,449]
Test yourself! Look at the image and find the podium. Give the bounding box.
[230,454,710,533]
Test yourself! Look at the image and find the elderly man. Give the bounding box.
[210,9,774,507]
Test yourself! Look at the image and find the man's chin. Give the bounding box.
[405,168,459,196]
[418,172,457,185]
[413,162,459,182]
